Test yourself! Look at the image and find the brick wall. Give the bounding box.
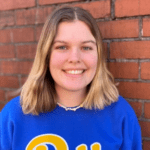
[0,0,149,149]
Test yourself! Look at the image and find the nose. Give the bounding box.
[68,48,81,63]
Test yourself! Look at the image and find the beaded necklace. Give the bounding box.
[57,102,83,111]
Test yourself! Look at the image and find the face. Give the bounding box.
[49,20,98,94]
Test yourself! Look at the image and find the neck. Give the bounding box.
[55,87,87,107]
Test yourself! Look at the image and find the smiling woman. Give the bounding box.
[0,6,142,150]
[50,21,98,106]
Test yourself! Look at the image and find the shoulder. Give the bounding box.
[105,95,138,120]
[115,96,135,112]
[2,96,21,111]
[1,96,22,117]
[113,96,142,149]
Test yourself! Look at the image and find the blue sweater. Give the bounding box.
[0,96,142,150]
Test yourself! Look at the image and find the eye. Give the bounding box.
[56,46,67,50]
[82,46,92,50]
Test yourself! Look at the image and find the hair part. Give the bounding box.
[21,6,119,115]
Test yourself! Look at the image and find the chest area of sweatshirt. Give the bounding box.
[13,108,123,150]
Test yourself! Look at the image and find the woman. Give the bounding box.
[0,6,142,150]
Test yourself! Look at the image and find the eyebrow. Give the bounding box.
[53,40,96,45]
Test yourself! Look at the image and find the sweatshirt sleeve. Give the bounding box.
[0,112,1,149]
[120,110,142,150]
[0,104,14,150]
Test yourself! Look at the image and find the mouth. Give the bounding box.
[64,70,85,75]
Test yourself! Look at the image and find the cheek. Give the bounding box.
[49,52,65,69]
[86,53,98,70]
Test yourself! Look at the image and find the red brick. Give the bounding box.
[0,45,15,58]
[0,29,12,43]
[144,103,150,119]
[0,0,35,11]
[110,41,150,59]
[128,101,142,117]
[16,7,54,26]
[73,0,110,18]
[141,62,150,80]
[16,9,36,25]
[12,27,34,43]
[21,77,27,86]
[143,141,150,150]
[103,43,108,59]
[6,90,20,102]
[0,103,5,111]
[39,0,80,5]
[36,26,43,42]
[139,121,150,137]
[140,0,150,15]
[118,82,150,99]
[36,7,54,24]
[0,76,19,88]
[98,19,139,39]
[108,62,139,79]
[16,44,37,59]
[143,18,150,37]
[0,11,14,28]
[0,90,5,102]
[0,62,1,73]
[1,61,33,75]
[115,0,150,17]
[115,0,139,17]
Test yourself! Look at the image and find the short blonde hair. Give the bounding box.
[21,6,119,115]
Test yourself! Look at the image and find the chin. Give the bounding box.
[63,86,86,92]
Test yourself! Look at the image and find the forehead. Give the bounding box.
[54,20,96,42]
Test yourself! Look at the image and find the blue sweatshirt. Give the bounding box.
[0,96,142,150]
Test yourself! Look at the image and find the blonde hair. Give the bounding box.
[21,6,119,115]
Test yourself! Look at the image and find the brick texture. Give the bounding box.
[118,82,150,100]
[98,19,139,39]
[16,9,36,26]
[144,103,150,119]
[1,61,33,75]
[108,62,139,79]
[73,0,110,19]
[0,104,5,110]
[21,77,27,86]
[128,101,142,117]
[115,0,150,17]
[0,45,15,58]
[0,29,12,43]
[5,90,19,102]
[140,0,150,15]
[141,62,150,80]
[36,26,43,41]
[143,141,150,150]
[0,90,5,102]
[0,11,14,28]
[103,43,108,58]
[36,7,54,24]
[140,121,150,137]
[12,27,35,43]
[0,76,19,88]
[143,18,150,37]
[16,44,37,59]
[39,0,80,5]
[110,41,150,59]
[115,0,139,17]
[0,0,35,11]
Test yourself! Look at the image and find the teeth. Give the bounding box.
[66,70,84,74]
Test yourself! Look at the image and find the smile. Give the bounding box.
[65,70,84,75]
